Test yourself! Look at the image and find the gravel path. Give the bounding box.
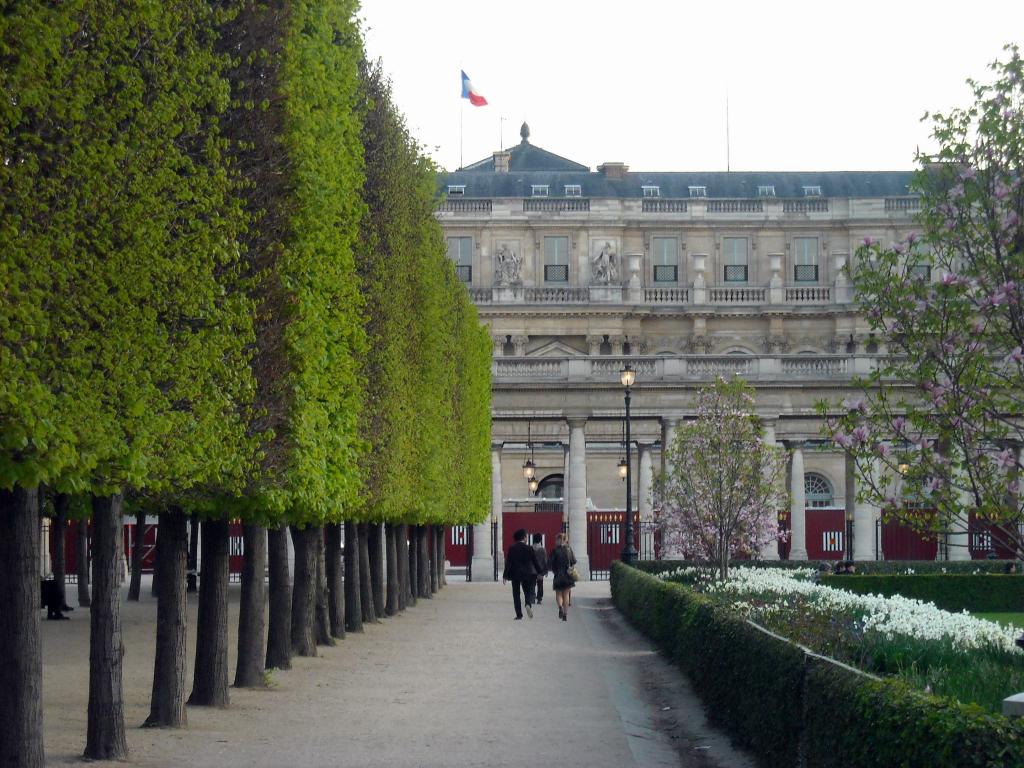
[40,578,755,767]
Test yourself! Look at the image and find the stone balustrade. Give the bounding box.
[468,283,845,307]
[492,354,872,383]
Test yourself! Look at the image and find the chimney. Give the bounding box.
[598,162,629,180]
[493,151,511,174]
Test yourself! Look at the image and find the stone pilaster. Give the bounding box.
[760,419,780,560]
[851,454,879,561]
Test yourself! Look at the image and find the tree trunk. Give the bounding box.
[344,521,363,632]
[314,528,333,646]
[368,523,385,618]
[76,515,91,607]
[265,525,291,670]
[418,526,432,599]
[0,485,45,767]
[436,525,447,589]
[53,493,69,610]
[188,518,230,708]
[186,513,199,593]
[85,493,128,759]
[384,523,399,617]
[289,525,318,657]
[358,523,376,623]
[397,523,409,610]
[405,524,417,607]
[429,526,439,594]
[324,523,345,638]
[145,510,188,727]
[128,509,145,601]
[234,524,267,688]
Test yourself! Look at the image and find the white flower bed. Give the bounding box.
[657,565,1022,655]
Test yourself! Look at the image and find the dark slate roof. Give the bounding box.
[445,138,915,198]
[441,167,917,199]
[462,139,589,173]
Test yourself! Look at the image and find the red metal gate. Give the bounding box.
[968,511,1016,559]
[805,508,846,560]
[123,522,158,573]
[881,509,938,560]
[586,511,641,578]
[444,525,470,566]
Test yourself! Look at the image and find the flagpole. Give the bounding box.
[460,98,464,170]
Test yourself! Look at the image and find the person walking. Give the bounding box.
[531,533,548,605]
[549,532,577,621]
[502,528,543,619]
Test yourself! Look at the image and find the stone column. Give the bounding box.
[661,417,681,557]
[567,417,590,579]
[511,335,528,356]
[948,483,973,561]
[638,443,654,559]
[760,420,780,560]
[789,442,808,560]
[562,443,570,529]
[473,443,501,580]
[850,453,879,561]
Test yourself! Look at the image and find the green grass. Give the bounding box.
[973,612,1024,630]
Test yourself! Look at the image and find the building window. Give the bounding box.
[688,186,707,198]
[447,236,472,282]
[564,184,582,197]
[723,237,748,282]
[803,186,822,197]
[642,185,660,198]
[652,237,678,283]
[793,237,818,282]
[447,185,466,196]
[805,473,834,508]
[909,264,932,281]
[757,185,776,197]
[544,236,569,283]
[531,185,549,197]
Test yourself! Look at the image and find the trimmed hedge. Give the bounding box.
[635,559,1020,576]
[611,562,1024,768]
[820,574,1024,613]
[803,657,1024,768]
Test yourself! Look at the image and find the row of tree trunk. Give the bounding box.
[0,489,449,768]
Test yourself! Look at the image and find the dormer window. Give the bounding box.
[531,185,549,197]
[447,185,466,196]
[803,186,822,197]
[564,184,582,197]
[757,185,776,197]
[688,186,707,198]
[642,185,660,197]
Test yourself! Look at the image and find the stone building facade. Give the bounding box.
[437,124,953,579]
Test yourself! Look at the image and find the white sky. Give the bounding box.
[358,0,1023,173]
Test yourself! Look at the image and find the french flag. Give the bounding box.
[460,70,488,107]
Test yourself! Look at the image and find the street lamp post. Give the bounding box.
[845,509,854,561]
[620,363,637,565]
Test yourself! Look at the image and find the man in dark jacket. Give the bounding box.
[532,533,549,605]
[503,528,543,619]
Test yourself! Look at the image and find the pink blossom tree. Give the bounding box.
[823,46,1024,559]
[655,378,788,580]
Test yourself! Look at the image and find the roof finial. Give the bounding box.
[520,121,530,143]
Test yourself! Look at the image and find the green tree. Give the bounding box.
[824,46,1024,559]
[217,0,367,671]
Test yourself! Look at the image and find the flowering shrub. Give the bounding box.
[658,565,1021,654]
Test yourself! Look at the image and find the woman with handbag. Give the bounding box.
[548,533,577,622]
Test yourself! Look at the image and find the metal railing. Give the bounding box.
[653,264,678,282]
[794,264,818,282]
[455,265,471,283]
[543,264,569,283]
[724,264,748,282]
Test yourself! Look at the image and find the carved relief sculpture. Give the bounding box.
[591,241,619,284]
[494,243,522,285]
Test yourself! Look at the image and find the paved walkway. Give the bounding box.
[41,579,755,767]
